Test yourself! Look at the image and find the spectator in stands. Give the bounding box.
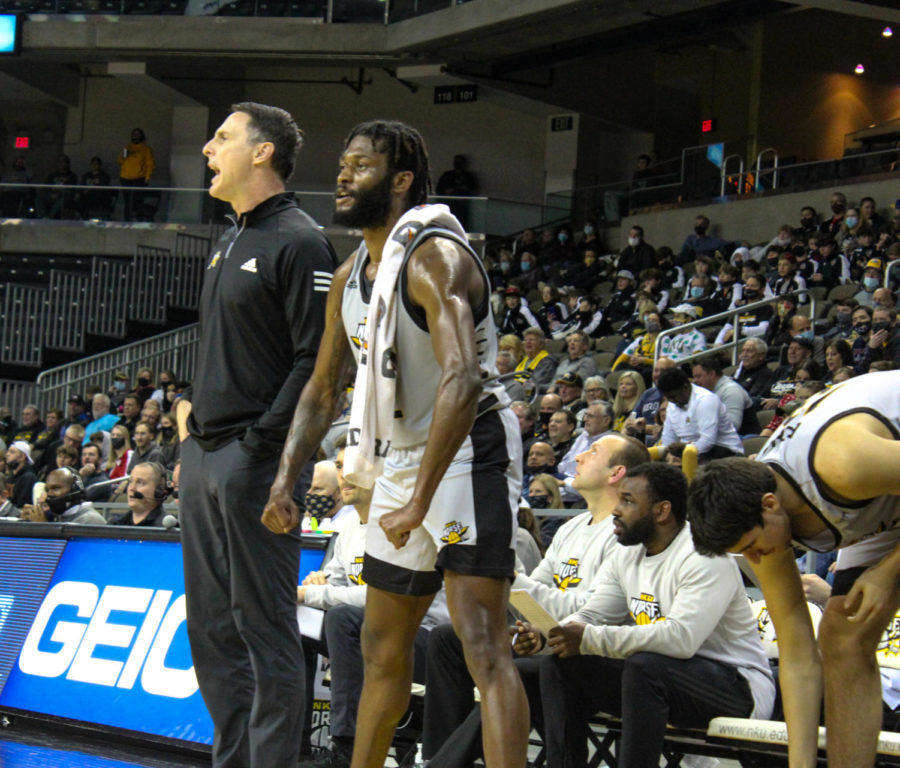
[535,393,563,438]
[61,394,90,434]
[118,128,155,221]
[850,304,875,370]
[658,367,744,461]
[21,466,106,524]
[12,404,44,445]
[511,400,539,454]
[678,214,728,264]
[560,295,604,338]
[78,156,114,220]
[582,375,612,406]
[854,257,885,307]
[553,372,587,415]
[510,250,541,294]
[547,409,577,464]
[794,205,818,236]
[765,297,804,348]
[51,444,79,474]
[498,286,539,338]
[305,460,345,530]
[618,225,656,276]
[105,424,132,481]
[708,263,742,314]
[498,333,525,366]
[622,356,675,445]
[823,298,856,341]
[107,370,129,411]
[127,421,164,473]
[514,328,557,393]
[714,274,772,346]
[0,486,19,518]
[513,227,538,257]
[612,370,645,432]
[611,310,664,383]
[1,155,35,217]
[874,287,895,311]
[659,304,706,362]
[523,441,561,497]
[37,154,78,220]
[141,399,162,434]
[858,306,900,372]
[133,367,156,404]
[112,461,168,526]
[636,268,669,314]
[848,225,878,280]
[691,355,757,434]
[38,423,86,477]
[758,367,821,436]
[558,401,615,482]
[435,154,477,196]
[770,253,808,304]
[578,220,602,258]
[6,441,37,509]
[824,339,853,384]
[118,393,141,436]
[80,443,111,502]
[0,408,17,446]
[820,190,847,236]
[513,462,773,768]
[496,351,527,402]
[837,206,863,255]
[535,284,569,336]
[566,247,605,293]
[655,246,684,290]
[810,233,849,291]
[83,393,119,444]
[602,270,637,330]
[157,414,180,469]
[31,407,62,466]
[832,365,854,383]
[762,338,819,407]
[552,330,596,383]
[860,196,885,232]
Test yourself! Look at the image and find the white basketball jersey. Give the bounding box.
[342,226,508,449]
[755,371,900,550]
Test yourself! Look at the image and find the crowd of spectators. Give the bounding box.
[0,127,156,221]
[0,367,184,523]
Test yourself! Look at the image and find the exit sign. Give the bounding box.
[433,84,478,105]
[551,116,574,132]
[14,136,28,149]
[701,118,717,133]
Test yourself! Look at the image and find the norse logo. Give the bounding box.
[349,556,366,586]
[756,606,772,639]
[553,558,582,591]
[629,592,663,625]
[877,614,900,657]
[440,521,469,545]
[350,318,369,351]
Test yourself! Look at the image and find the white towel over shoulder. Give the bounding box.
[343,204,467,489]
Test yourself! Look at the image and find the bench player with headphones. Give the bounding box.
[111,461,171,527]
[20,466,107,524]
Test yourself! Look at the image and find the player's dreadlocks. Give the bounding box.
[344,120,432,207]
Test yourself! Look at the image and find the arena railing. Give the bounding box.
[652,289,815,368]
[0,378,41,424]
[36,323,200,413]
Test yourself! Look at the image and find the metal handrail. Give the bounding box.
[886,259,900,289]
[754,148,779,190]
[721,154,745,197]
[652,289,815,368]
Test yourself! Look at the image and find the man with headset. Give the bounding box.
[20,466,107,524]
[111,461,169,526]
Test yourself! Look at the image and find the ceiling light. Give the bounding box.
[883,26,893,38]
[855,63,865,75]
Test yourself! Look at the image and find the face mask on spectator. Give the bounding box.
[111,436,126,450]
[801,216,815,228]
[583,225,594,237]
[500,262,510,274]
[161,426,175,440]
[863,277,880,291]
[520,261,531,272]
[845,216,859,229]
[794,330,814,342]
[831,202,845,215]
[873,321,891,334]
[138,376,151,387]
[694,225,707,236]
[689,286,704,298]
[854,322,871,335]
[528,494,550,509]
[628,236,640,248]
[304,493,335,520]
[7,459,21,472]
[114,381,126,391]
[743,289,759,300]
[645,320,661,333]
[47,494,77,517]
[558,232,568,243]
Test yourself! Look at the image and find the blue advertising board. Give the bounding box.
[0,538,67,698]
[0,536,326,745]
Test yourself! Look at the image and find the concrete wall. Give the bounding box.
[621,175,900,253]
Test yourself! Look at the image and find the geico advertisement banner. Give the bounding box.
[0,538,67,698]
[0,538,214,744]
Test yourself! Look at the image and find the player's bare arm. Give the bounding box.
[749,547,821,768]
[262,257,356,534]
[813,413,900,622]
[378,237,484,548]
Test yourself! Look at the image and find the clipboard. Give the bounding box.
[509,589,558,636]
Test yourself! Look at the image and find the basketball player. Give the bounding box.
[262,121,528,768]
[689,370,900,768]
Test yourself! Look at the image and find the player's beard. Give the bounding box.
[333,172,394,229]
[614,513,655,547]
